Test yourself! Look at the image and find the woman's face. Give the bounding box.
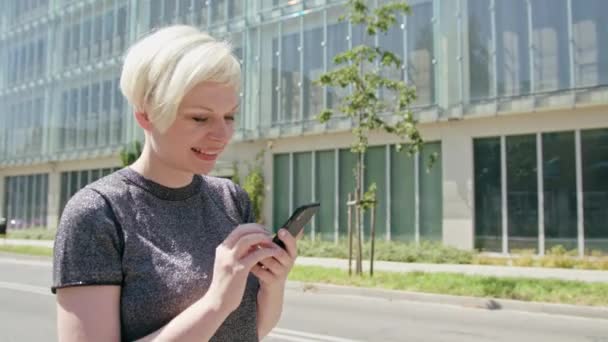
[148,82,238,175]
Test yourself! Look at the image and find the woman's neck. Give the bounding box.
[129,144,194,189]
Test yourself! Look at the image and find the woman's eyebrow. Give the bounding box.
[184,104,240,113]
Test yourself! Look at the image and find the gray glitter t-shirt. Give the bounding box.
[52,167,260,342]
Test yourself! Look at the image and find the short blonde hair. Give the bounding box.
[120,25,240,132]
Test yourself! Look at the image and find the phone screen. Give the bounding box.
[272,203,320,250]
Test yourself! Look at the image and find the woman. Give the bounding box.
[52,25,297,342]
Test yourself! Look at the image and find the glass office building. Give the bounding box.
[1,0,607,255]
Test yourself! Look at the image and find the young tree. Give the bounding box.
[316,0,426,275]
[119,140,143,166]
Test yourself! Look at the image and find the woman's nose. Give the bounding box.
[208,120,232,142]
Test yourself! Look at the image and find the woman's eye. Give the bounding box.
[193,117,207,123]
[225,116,236,121]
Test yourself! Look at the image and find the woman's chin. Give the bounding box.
[192,162,215,175]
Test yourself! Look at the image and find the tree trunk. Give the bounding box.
[370,203,376,277]
[355,152,363,275]
[347,193,353,276]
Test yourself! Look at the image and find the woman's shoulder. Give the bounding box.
[201,175,252,223]
[61,169,131,219]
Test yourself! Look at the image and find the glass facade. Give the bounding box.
[3,174,48,229]
[2,0,607,165]
[274,143,442,242]
[474,130,608,254]
[0,1,606,249]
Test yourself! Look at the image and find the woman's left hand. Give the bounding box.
[251,228,298,290]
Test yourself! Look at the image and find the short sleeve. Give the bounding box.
[52,188,123,293]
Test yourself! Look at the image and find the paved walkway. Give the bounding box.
[2,238,606,283]
[296,257,608,283]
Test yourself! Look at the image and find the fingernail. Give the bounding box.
[279,229,287,237]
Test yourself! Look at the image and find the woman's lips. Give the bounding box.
[191,148,219,161]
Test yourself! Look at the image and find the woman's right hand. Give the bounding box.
[206,224,280,313]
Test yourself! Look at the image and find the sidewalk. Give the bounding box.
[2,238,607,283]
[296,257,608,283]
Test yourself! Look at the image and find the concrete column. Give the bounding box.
[46,169,61,229]
[441,126,475,250]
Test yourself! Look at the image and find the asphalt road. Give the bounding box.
[0,255,606,342]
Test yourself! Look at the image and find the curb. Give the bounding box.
[286,281,608,321]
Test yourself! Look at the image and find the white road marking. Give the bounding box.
[0,281,51,296]
[267,328,361,342]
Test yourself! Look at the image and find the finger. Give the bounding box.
[223,224,269,248]
[266,248,291,269]
[277,229,298,259]
[258,257,284,276]
[250,264,276,283]
[234,233,273,258]
[242,246,280,269]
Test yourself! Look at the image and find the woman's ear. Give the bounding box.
[134,111,154,132]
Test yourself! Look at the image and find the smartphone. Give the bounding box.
[272,202,320,250]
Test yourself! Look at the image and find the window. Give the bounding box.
[63,28,71,66]
[507,134,538,252]
[419,142,442,241]
[582,129,608,254]
[326,6,348,112]
[303,12,324,120]
[67,88,79,148]
[474,137,502,252]
[391,146,416,242]
[260,23,278,127]
[408,2,435,105]
[378,2,404,103]
[79,86,90,147]
[543,132,577,251]
[496,0,530,96]
[100,80,113,146]
[72,23,81,64]
[315,150,336,241]
[293,152,313,238]
[112,78,124,144]
[227,0,244,19]
[37,39,46,75]
[572,0,608,87]
[468,0,492,100]
[178,0,190,20]
[103,11,114,56]
[93,16,103,59]
[532,0,570,92]
[211,0,226,25]
[117,7,127,52]
[164,0,176,24]
[88,83,100,147]
[338,148,356,236]
[150,1,162,28]
[364,146,387,240]
[280,18,301,123]
[82,19,91,62]
[273,154,290,231]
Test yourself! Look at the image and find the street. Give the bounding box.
[0,255,606,342]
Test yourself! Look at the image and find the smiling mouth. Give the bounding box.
[191,147,220,161]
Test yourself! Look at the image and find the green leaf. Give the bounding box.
[316,109,333,123]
